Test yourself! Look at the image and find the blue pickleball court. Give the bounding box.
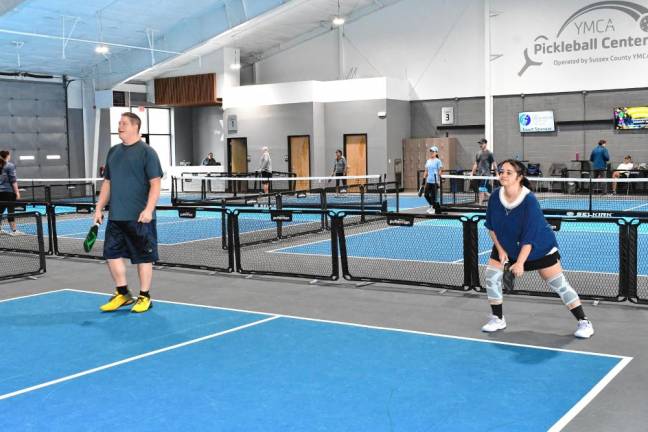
[0,290,629,431]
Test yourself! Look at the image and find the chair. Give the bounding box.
[525,163,547,192]
[548,163,567,193]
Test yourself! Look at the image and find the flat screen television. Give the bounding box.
[518,111,555,133]
[614,107,648,130]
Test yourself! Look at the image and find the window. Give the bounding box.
[109,106,172,174]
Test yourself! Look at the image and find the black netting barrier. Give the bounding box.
[234,209,337,280]
[339,212,470,290]
[0,211,46,280]
[441,175,648,217]
[51,204,233,273]
[474,216,626,302]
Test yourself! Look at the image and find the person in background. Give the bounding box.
[331,149,348,194]
[259,146,272,194]
[0,150,22,235]
[202,152,217,166]
[471,138,496,206]
[481,159,594,339]
[590,139,610,192]
[611,155,634,194]
[423,146,443,214]
[94,112,163,314]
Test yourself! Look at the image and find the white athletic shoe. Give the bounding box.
[0,229,8,235]
[9,230,25,236]
[481,315,507,333]
[574,319,594,339]
[426,206,436,214]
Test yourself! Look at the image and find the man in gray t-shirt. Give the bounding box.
[94,112,163,314]
[259,146,272,194]
[471,138,496,206]
[331,149,348,194]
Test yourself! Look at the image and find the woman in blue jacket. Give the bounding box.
[481,159,594,338]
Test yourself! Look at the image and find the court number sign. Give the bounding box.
[441,107,454,125]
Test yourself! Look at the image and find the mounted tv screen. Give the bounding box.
[518,111,555,133]
[615,107,648,130]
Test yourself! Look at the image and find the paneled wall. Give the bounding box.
[411,88,648,173]
[0,80,68,178]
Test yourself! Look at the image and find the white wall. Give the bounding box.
[255,0,483,100]
[251,0,648,98]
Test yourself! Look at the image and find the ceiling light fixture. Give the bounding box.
[95,44,109,54]
[230,48,241,70]
[332,0,345,26]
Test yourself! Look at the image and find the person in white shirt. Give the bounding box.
[612,155,633,194]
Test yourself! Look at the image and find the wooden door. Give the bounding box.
[228,138,248,192]
[228,138,248,174]
[344,134,367,185]
[288,135,310,190]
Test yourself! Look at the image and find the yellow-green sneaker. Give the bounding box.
[100,291,134,312]
[131,295,153,313]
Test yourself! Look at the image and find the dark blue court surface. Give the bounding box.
[276,219,648,275]
[0,290,629,431]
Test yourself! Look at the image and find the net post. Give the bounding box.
[360,184,366,223]
[330,213,341,280]
[336,214,349,280]
[225,211,235,272]
[49,204,59,255]
[588,177,593,213]
[276,194,283,239]
[462,217,480,289]
[171,177,176,205]
[35,212,46,273]
[621,221,638,301]
[232,212,242,272]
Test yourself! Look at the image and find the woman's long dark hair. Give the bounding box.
[0,150,9,170]
[498,159,531,189]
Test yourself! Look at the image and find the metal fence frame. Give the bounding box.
[0,210,46,280]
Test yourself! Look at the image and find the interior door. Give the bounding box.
[288,135,310,190]
[228,137,248,192]
[344,134,368,185]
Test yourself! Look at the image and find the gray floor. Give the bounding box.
[2,256,647,431]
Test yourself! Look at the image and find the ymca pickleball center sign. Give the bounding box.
[518,1,648,76]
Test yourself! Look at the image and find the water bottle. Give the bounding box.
[575,152,580,161]
[515,153,520,161]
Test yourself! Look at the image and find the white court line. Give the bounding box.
[451,249,492,264]
[0,289,67,304]
[624,202,648,212]
[548,356,633,432]
[64,289,631,359]
[0,315,280,401]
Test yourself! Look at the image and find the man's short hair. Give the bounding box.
[121,112,142,132]
[336,149,342,154]
[625,155,632,159]
[598,139,607,145]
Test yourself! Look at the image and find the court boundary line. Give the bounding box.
[0,315,279,401]
[40,288,631,429]
[0,289,67,304]
[548,356,633,431]
[64,289,631,359]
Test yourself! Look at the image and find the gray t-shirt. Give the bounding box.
[260,152,272,172]
[333,156,347,174]
[0,162,17,193]
[104,141,163,221]
[475,150,495,175]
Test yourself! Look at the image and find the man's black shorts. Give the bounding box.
[103,220,159,264]
[261,170,272,185]
[490,246,560,271]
